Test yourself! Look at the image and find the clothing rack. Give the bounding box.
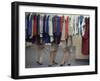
[25,12,90,17]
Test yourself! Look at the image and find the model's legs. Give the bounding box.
[49,50,55,66]
[49,43,58,66]
[60,48,67,65]
[36,45,44,65]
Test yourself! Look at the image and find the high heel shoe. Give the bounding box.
[48,64,53,67]
[36,61,43,65]
[68,63,71,66]
[60,62,65,66]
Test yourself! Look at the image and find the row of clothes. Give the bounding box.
[25,13,90,54]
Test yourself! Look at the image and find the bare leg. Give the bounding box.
[49,51,55,66]
[39,49,43,63]
[36,45,39,62]
[49,49,58,66]
[36,46,43,65]
[60,49,68,66]
[52,51,57,64]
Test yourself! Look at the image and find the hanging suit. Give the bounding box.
[25,13,33,42]
[36,14,41,45]
[52,16,61,44]
[43,15,50,43]
[28,14,32,37]
[25,13,29,39]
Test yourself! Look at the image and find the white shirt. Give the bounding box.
[39,14,44,37]
[74,15,79,35]
[49,15,54,42]
[68,15,74,36]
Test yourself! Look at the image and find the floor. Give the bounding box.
[25,44,89,68]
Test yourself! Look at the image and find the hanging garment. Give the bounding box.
[49,15,54,42]
[61,16,67,40]
[68,15,74,36]
[74,15,79,35]
[45,15,49,33]
[31,14,36,43]
[37,14,40,35]
[36,14,41,44]
[27,13,33,38]
[25,13,29,39]
[33,15,37,36]
[72,16,75,36]
[31,14,34,38]
[43,15,50,43]
[82,17,89,55]
[30,14,38,43]
[59,15,65,48]
[72,35,89,59]
[82,17,86,36]
[80,15,84,35]
[39,14,44,37]
[29,13,35,38]
[53,16,56,33]
[37,14,45,45]
[56,16,61,35]
[53,15,61,44]
[65,16,69,39]
[73,35,81,59]
[25,13,34,42]
[43,15,46,34]
[60,16,65,41]
[60,16,63,33]
[79,15,84,35]
[78,15,84,36]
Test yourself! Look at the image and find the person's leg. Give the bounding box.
[39,49,43,64]
[67,36,73,65]
[60,39,69,66]
[67,52,71,65]
[49,44,58,66]
[52,50,58,64]
[36,45,44,65]
[60,48,67,66]
[49,50,55,66]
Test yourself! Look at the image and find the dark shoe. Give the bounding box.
[68,63,71,66]
[48,64,53,67]
[36,61,43,65]
[60,62,65,66]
